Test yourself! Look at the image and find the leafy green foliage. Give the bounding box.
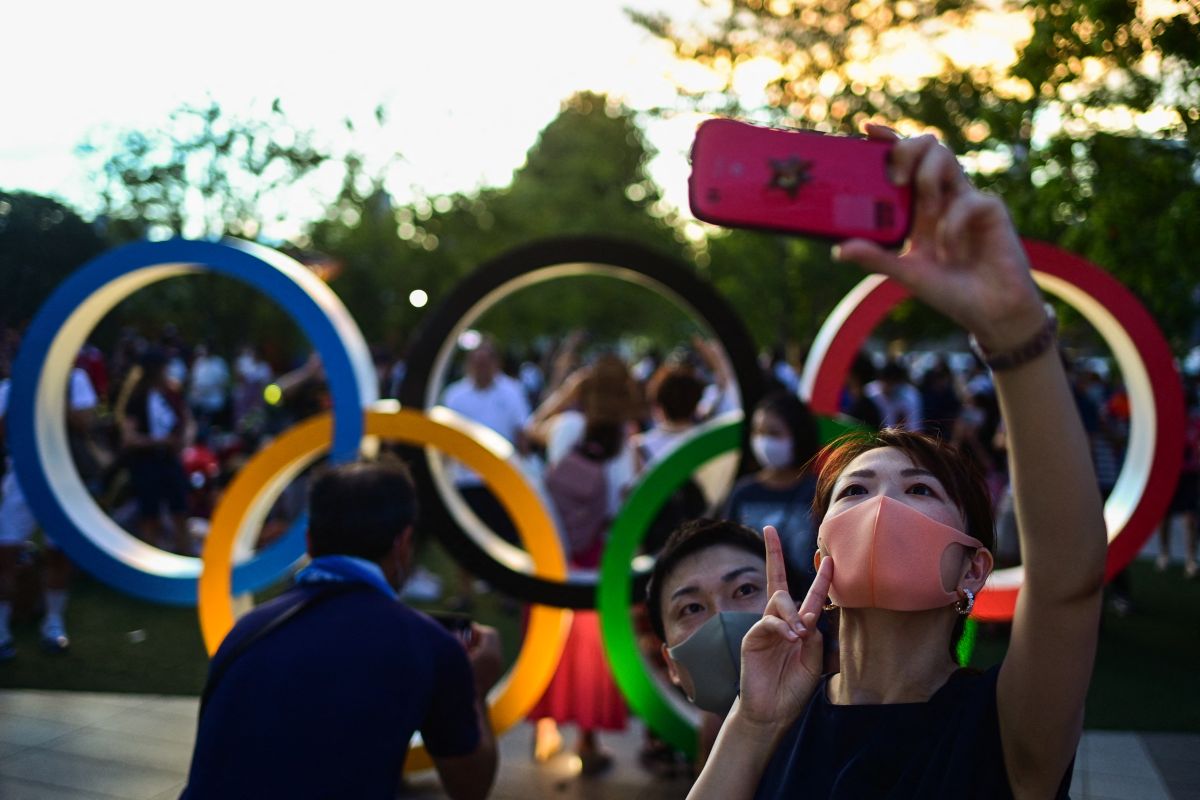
[77,98,329,241]
[629,0,1007,139]
[309,92,701,352]
[0,192,105,331]
[1015,0,1200,147]
[634,0,1200,353]
[981,133,1200,352]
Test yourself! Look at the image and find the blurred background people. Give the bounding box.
[724,391,821,591]
[919,356,962,440]
[118,348,194,555]
[187,341,231,437]
[635,362,706,467]
[526,353,640,774]
[442,336,531,548]
[841,352,883,429]
[0,348,99,657]
[865,359,923,430]
[1157,378,1200,579]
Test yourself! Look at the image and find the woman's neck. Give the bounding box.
[829,607,960,705]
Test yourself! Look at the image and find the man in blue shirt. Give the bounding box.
[181,459,502,800]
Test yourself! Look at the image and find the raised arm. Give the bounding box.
[524,366,587,448]
[836,130,1106,797]
[687,527,834,800]
[691,334,733,420]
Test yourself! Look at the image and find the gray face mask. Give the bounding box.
[666,611,761,715]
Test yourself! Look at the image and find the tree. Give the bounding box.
[78,98,330,241]
[635,0,1200,351]
[1012,0,1199,149]
[308,92,701,353]
[0,191,105,332]
[629,0,1013,144]
[65,101,415,361]
[632,1,1198,151]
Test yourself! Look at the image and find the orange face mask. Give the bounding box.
[817,495,984,611]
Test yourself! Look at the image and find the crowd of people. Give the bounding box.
[0,131,1192,800]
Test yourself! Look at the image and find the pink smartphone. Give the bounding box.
[688,118,912,247]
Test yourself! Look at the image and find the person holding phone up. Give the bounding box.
[686,130,1106,799]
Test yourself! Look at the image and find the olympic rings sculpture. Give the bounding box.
[396,236,766,608]
[8,235,1183,762]
[7,239,378,604]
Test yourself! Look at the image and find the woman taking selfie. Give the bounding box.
[689,130,1106,799]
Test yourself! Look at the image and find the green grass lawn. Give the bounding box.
[2,553,1196,732]
[0,539,523,697]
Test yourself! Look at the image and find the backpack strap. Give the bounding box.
[199,582,372,717]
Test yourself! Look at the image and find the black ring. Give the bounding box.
[398,235,765,608]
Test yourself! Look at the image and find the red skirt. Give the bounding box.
[528,609,628,731]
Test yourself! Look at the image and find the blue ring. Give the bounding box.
[7,238,376,605]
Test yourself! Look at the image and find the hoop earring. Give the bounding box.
[955,588,975,616]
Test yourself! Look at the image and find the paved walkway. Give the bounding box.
[1,688,1196,799]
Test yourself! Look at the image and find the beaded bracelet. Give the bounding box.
[968,304,1058,372]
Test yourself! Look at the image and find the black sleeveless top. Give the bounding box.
[754,666,1074,799]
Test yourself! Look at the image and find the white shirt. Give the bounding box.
[774,361,800,393]
[147,389,179,439]
[0,368,97,418]
[1,368,99,497]
[236,352,273,385]
[697,380,738,419]
[545,410,636,518]
[442,374,531,486]
[189,355,230,412]
[865,380,924,430]
[633,424,692,470]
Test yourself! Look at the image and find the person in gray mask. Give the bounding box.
[645,518,775,765]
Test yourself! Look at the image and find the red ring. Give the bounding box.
[803,240,1184,621]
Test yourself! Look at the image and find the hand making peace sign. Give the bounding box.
[735,525,835,729]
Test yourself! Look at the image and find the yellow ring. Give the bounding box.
[198,407,571,772]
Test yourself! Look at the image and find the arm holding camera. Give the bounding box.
[688,130,1103,798]
[838,130,1106,797]
[429,623,503,800]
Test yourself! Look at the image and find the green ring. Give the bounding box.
[598,418,740,758]
[956,617,978,666]
[598,412,864,758]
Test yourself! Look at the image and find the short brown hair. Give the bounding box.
[811,429,994,550]
[812,429,994,659]
[647,364,704,423]
[308,459,418,561]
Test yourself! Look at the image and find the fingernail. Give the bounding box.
[786,629,799,641]
[831,244,843,261]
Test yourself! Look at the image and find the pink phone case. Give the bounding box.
[688,118,912,247]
